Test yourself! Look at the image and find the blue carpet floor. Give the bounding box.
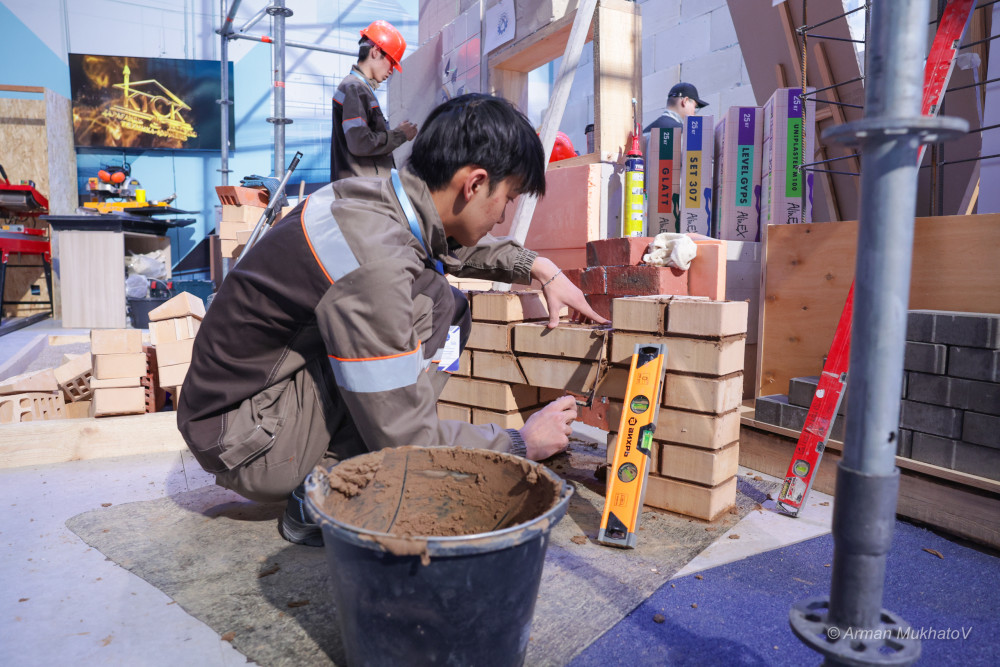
[570,520,1000,666]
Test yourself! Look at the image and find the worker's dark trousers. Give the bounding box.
[214,285,471,503]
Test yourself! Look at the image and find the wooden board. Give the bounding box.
[0,412,186,469]
[758,215,1000,397]
[739,424,1000,550]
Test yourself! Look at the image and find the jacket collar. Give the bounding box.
[351,64,381,90]
[662,109,683,125]
[394,166,457,272]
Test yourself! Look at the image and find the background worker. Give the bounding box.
[643,82,709,133]
[330,20,418,182]
[179,93,608,547]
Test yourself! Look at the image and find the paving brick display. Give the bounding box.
[962,412,1000,449]
[911,432,958,469]
[897,428,913,458]
[907,310,1000,349]
[899,400,963,439]
[953,442,1000,481]
[787,375,847,416]
[947,347,1000,383]
[903,342,948,374]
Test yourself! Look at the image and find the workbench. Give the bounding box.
[43,213,194,329]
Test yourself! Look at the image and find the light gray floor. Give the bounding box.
[0,319,833,665]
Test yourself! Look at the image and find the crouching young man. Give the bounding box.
[177,93,607,546]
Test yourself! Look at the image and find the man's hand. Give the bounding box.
[520,395,578,461]
[531,257,609,328]
[397,120,418,141]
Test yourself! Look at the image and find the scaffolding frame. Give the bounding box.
[216,0,356,185]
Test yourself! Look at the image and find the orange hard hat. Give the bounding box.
[360,20,405,72]
[549,131,576,162]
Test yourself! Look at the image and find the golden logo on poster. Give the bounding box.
[100,64,197,142]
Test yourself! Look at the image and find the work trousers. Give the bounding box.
[214,285,471,503]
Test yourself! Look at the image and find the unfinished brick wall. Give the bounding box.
[438,287,749,522]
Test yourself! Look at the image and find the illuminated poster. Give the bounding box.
[69,54,234,150]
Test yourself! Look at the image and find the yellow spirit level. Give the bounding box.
[597,343,667,549]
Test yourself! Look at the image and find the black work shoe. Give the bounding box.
[278,484,324,547]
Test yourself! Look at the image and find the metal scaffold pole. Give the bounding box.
[267,0,293,179]
[217,0,241,186]
[789,0,967,664]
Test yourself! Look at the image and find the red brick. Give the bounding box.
[586,237,654,267]
[587,295,614,321]
[580,267,607,294]
[577,397,613,430]
[605,265,688,297]
[562,268,583,290]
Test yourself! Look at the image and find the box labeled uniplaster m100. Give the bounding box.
[761,88,815,227]
[646,127,682,235]
[680,115,714,236]
[717,106,764,242]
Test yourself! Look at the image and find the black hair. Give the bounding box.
[407,93,546,197]
[358,37,374,62]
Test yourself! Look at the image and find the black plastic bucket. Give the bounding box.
[127,296,170,329]
[304,446,572,667]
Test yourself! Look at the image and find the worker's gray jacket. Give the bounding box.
[330,65,408,182]
[178,167,537,474]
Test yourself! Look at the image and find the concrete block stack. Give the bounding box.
[89,329,147,417]
[0,368,66,424]
[438,289,749,522]
[901,310,1000,480]
[753,310,1000,482]
[148,292,205,402]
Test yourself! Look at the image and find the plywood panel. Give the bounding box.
[758,215,1000,397]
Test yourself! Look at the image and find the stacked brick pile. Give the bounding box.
[90,329,148,417]
[0,368,65,424]
[218,198,292,261]
[148,292,205,403]
[53,352,93,410]
[437,287,749,522]
[754,310,1000,481]
[563,236,728,321]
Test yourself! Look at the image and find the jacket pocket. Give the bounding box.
[218,378,291,469]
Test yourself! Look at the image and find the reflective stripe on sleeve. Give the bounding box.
[342,117,366,131]
[329,345,422,393]
[301,185,359,282]
[333,90,346,105]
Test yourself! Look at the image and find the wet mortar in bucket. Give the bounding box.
[304,446,573,666]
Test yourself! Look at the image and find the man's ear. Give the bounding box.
[464,168,490,201]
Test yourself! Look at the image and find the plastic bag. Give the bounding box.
[642,233,698,270]
[125,272,150,298]
[125,250,168,280]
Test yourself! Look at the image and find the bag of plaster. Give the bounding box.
[642,233,698,270]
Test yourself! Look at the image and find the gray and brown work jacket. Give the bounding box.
[330,65,409,182]
[178,166,537,475]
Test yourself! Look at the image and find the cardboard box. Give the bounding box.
[158,362,191,388]
[148,292,206,322]
[761,88,816,227]
[149,319,178,346]
[646,127,682,235]
[716,106,764,242]
[155,338,195,367]
[680,115,714,237]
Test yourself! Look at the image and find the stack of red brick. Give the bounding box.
[563,235,727,320]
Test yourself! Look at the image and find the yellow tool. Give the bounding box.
[597,343,667,549]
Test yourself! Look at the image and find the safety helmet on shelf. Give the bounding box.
[549,131,577,162]
[360,20,406,72]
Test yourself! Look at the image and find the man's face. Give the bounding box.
[678,97,699,120]
[371,48,396,83]
[452,176,522,246]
